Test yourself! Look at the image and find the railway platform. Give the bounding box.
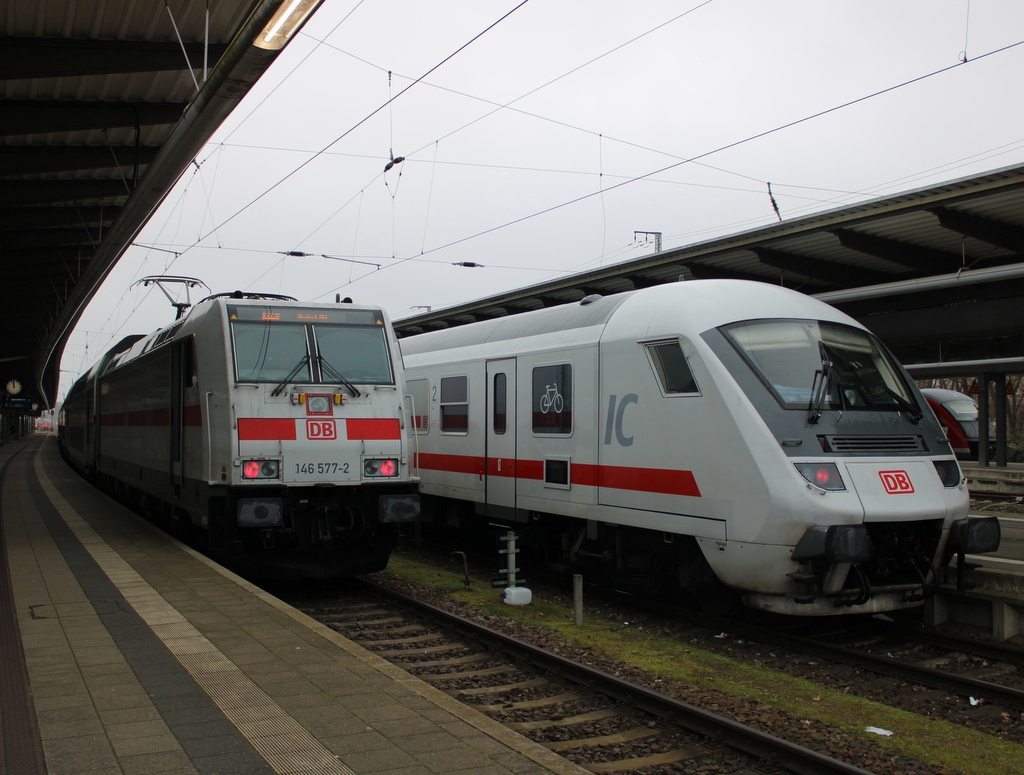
[963,460,1024,497]
[0,434,587,775]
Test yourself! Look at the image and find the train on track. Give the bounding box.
[400,279,1000,615]
[58,288,420,578]
[919,388,984,460]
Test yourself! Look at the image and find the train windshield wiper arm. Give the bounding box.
[318,356,362,398]
[808,343,833,424]
[881,385,923,423]
[271,355,310,396]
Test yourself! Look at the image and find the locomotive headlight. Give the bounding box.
[932,459,963,488]
[363,458,399,477]
[306,394,332,414]
[794,462,846,491]
[242,459,280,479]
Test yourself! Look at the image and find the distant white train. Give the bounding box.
[59,291,420,578]
[400,279,999,615]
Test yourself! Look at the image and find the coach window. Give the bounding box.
[645,340,699,395]
[493,373,507,434]
[183,337,198,386]
[440,376,469,433]
[533,364,572,434]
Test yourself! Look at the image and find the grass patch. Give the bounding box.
[380,550,1023,775]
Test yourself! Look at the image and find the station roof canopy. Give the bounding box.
[2,0,322,409]
[395,163,1024,376]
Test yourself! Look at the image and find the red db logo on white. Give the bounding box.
[306,420,337,440]
[879,470,914,494]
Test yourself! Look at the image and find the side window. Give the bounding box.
[407,378,429,434]
[493,373,507,435]
[440,376,468,433]
[532,364,572,434]
[645,340,699,395]
[182,336,198,387]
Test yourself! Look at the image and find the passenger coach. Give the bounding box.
[400,279,999,615]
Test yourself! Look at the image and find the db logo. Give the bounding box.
[306,420,337,440]
[879,470,914,494]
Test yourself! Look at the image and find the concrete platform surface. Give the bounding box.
[0,435,588,775]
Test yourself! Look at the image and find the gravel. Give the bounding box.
[365,565,972,775]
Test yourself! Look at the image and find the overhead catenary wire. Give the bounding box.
[90,1,535,332]
[312,36,1024,301]
[190,0,534,247]
[68,8,1024,380]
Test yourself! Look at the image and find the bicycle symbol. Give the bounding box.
[539,383,564,414]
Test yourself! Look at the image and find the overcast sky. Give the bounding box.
[59,0,1024,398]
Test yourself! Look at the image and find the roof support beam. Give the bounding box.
[1,100,185,136]
[0,146,159,176]
[0,180,131,206]
[829,228,958,274]
[930,207,1024,254]
[684,262,772,283]
[1,228,102,251]
[751,247,897,288]
[0,206,118,230]
[623,274,663,289]
[0,37,228,79]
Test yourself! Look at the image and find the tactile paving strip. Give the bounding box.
[34,455,358,775]
[0,450,46,775]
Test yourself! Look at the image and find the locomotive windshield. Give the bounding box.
[230,305,394,385]
[721,319,919,416]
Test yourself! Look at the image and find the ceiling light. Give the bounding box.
[254,0,321,50]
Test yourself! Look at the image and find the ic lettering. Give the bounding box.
[604,394,638,447]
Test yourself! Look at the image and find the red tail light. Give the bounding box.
[795,462,846,491]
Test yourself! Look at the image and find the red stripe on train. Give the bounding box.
[416,454,700,498]
[346,419,401,440]
[238,418,297,440]
[237,418,402,441]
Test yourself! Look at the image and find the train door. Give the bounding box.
[485,358,517,509]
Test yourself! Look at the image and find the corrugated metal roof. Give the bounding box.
[2,0,322,407]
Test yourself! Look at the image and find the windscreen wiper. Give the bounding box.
[808,343,833,424]
[881,385,923,423]
[318,356,362,398]
[271,355,310,396]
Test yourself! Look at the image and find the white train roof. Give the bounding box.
[400,280,861,361]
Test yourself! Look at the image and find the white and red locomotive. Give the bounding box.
[59,291,419,578]
[400,279,999,615]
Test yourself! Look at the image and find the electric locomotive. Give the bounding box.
[59,290,420,578]
[399,279,999,615]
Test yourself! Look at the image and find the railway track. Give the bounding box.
[406,538,1024,744]
[282,579,901,775]
[674,607,1024,714]
[581,587,1024,743]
